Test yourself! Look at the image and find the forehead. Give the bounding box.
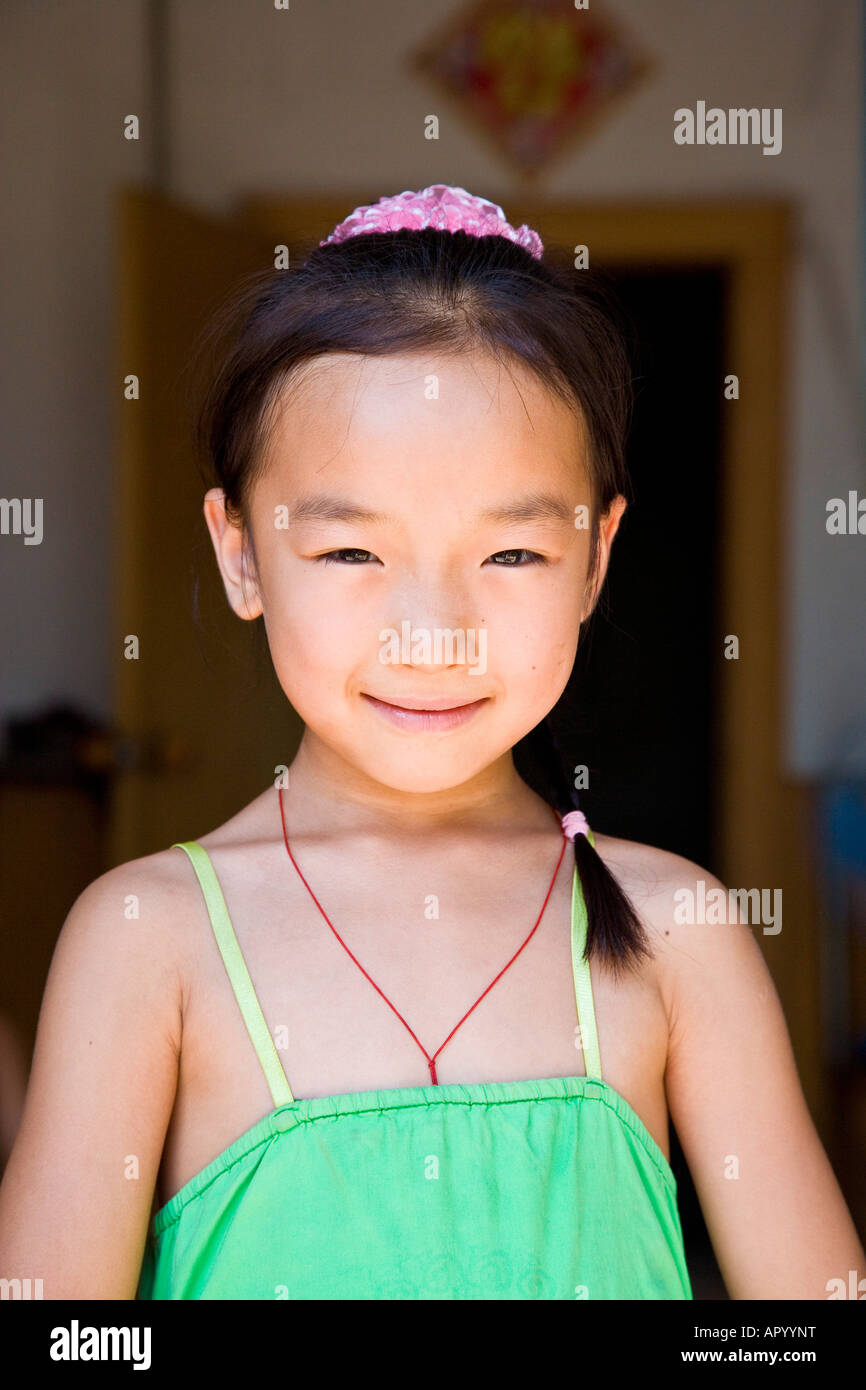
[261,349,587,480]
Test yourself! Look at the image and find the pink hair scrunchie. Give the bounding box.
[319,184,544,260]
[561,809,590,841]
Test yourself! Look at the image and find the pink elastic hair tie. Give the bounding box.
[561,809,590,841]
[319,184,544,260]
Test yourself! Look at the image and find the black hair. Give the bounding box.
[193,222,652,976]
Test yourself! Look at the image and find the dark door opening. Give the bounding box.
[573,264,730,1298]
[573,265,727,867]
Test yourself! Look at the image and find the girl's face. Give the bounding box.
[205,349,624,801]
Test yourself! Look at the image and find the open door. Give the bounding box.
[109,188,304,866]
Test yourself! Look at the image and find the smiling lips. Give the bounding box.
[361,692,487,731]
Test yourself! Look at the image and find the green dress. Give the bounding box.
[136,836,693,1300]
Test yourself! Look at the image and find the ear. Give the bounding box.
[581,494,627,622]
[203,488,263,620]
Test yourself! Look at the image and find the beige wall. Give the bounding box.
[1,0,862,774]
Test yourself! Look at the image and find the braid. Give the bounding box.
[515,715,652,979]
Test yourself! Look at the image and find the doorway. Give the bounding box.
[571,264,728,868]
[570,263,730,1297]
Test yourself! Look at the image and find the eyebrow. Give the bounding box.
[288,490,575,527]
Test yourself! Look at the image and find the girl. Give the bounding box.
[0,185,862,1300]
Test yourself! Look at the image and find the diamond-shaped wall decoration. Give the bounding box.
[412,0,654,180]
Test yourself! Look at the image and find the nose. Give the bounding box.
[380,571,485,673]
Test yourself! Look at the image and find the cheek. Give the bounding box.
[260,571,371,695]
[489,586,580,681]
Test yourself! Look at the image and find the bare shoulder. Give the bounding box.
[590,826,708,900]
[588,830,790,1126]
[69,785,278,970]
[585,830,713,955]
[587,830,770,1008]
[590,829,740,930]
[34,846,203,1074]
[65,843,203,971]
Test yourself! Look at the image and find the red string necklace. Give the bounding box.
[277,785,568,1086]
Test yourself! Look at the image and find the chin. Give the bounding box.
[353,748,491,796]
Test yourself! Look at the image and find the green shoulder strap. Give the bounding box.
[173,841,295,1108]
[570,828,603,1080]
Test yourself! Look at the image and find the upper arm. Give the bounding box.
[0,1014,28,1170]
[0,854,185,1299]
[647,854,865,1300]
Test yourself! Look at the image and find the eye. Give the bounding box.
[485,549,548,566]
[315,547,547,567]
[316,548,381,565]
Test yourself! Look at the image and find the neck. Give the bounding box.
[280,729,556,840]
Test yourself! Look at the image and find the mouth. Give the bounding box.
[361,692,488,731]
